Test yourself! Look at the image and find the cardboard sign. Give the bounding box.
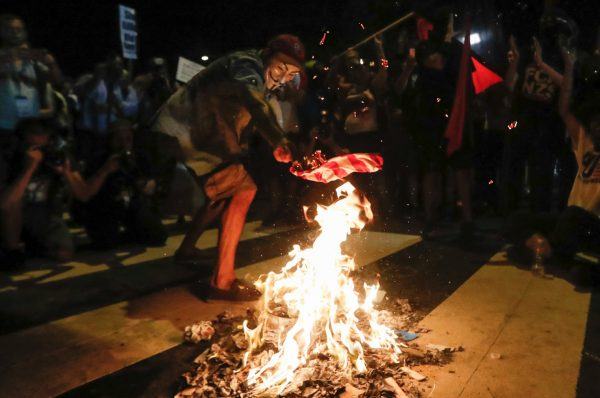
[175,57,205,83]
[119,5,138,60]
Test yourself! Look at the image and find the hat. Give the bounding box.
[266,34,305,67]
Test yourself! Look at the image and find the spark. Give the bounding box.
[319,32,327,46]
[507,121,518,130]
[359,22,365,30]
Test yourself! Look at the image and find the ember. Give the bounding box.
[177,183,454,397]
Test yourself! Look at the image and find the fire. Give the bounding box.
[242,182,402,395]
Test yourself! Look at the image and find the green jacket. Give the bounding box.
[151,50,286,176]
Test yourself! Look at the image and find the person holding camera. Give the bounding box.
[73,119,167,249]
[0,14,61,157]
[0,118,117,268]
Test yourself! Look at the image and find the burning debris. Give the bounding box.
[176,307,454,397]
[176,184,455,397]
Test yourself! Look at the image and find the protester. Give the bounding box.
[474,36,519,214]
[0,118,114,267]
[506,46,599,284]
[150,34,302,300]
[505,33,566,213]
[335,38,389,215]
[386,33,419,217]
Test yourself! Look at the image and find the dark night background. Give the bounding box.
[2,0,599,77]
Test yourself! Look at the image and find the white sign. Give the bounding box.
[176,57,205,83]
[119,5,138,60]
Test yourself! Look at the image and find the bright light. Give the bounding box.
[201,55,209,61]
[359,58,364,65]
[458,32,482,45]
[470,33,481,45]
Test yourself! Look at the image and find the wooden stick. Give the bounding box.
[339,11,416,57]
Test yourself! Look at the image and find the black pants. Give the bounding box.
[505,105,568,213]
[82,196,167,249]
[474,128,504,211]
[506,206,600,259]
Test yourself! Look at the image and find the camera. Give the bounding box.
[118,150,138,174]
[43,136,69,167]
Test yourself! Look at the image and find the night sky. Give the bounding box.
[2,0,599,77]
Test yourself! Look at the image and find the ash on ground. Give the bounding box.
[176,298,457,398]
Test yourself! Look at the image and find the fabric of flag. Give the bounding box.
[471,56,503,94]
[415,16,502,96]
[416,17,434,41]
[290,153,383,183]
[444,23,471,156]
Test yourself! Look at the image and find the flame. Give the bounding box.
[242,182,401,395]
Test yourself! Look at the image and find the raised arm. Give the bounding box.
[533,37,563,85]
[394,48,417,95]
[61,156,119,202]
[505,35,520,92]
[0,147,42,209]
[558,47,581,145]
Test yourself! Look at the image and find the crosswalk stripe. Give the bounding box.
[415,252,591,398]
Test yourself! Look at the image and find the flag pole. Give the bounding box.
[338,11,416,57]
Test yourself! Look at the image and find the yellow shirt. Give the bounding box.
[568,128,600,217]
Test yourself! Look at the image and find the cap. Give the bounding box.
[266,34,305,67]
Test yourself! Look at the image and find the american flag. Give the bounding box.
[290,153,383,183]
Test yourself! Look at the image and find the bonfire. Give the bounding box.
[177,182,454,398]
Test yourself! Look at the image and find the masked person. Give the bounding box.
[151,34,303,300]
[0,14,61,155]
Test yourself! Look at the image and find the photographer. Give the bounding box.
[73,119,167,249]
[134,57,174,127]
[0,118,114,267]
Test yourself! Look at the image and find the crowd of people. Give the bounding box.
[0,9,598,292]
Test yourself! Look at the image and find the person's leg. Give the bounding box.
[176,200,226,258]
[530,144,555,213]
[455,168,473,224]
[504,117,532,214]
[211,180,257,290]
[83,205,121,249]
[43,215,75,261]
[423,171,442,227]
[177,163,251,262]
[21,206,74,261]
[550,206,600,259]
[0,200,23,251]
[128,197,168,246]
